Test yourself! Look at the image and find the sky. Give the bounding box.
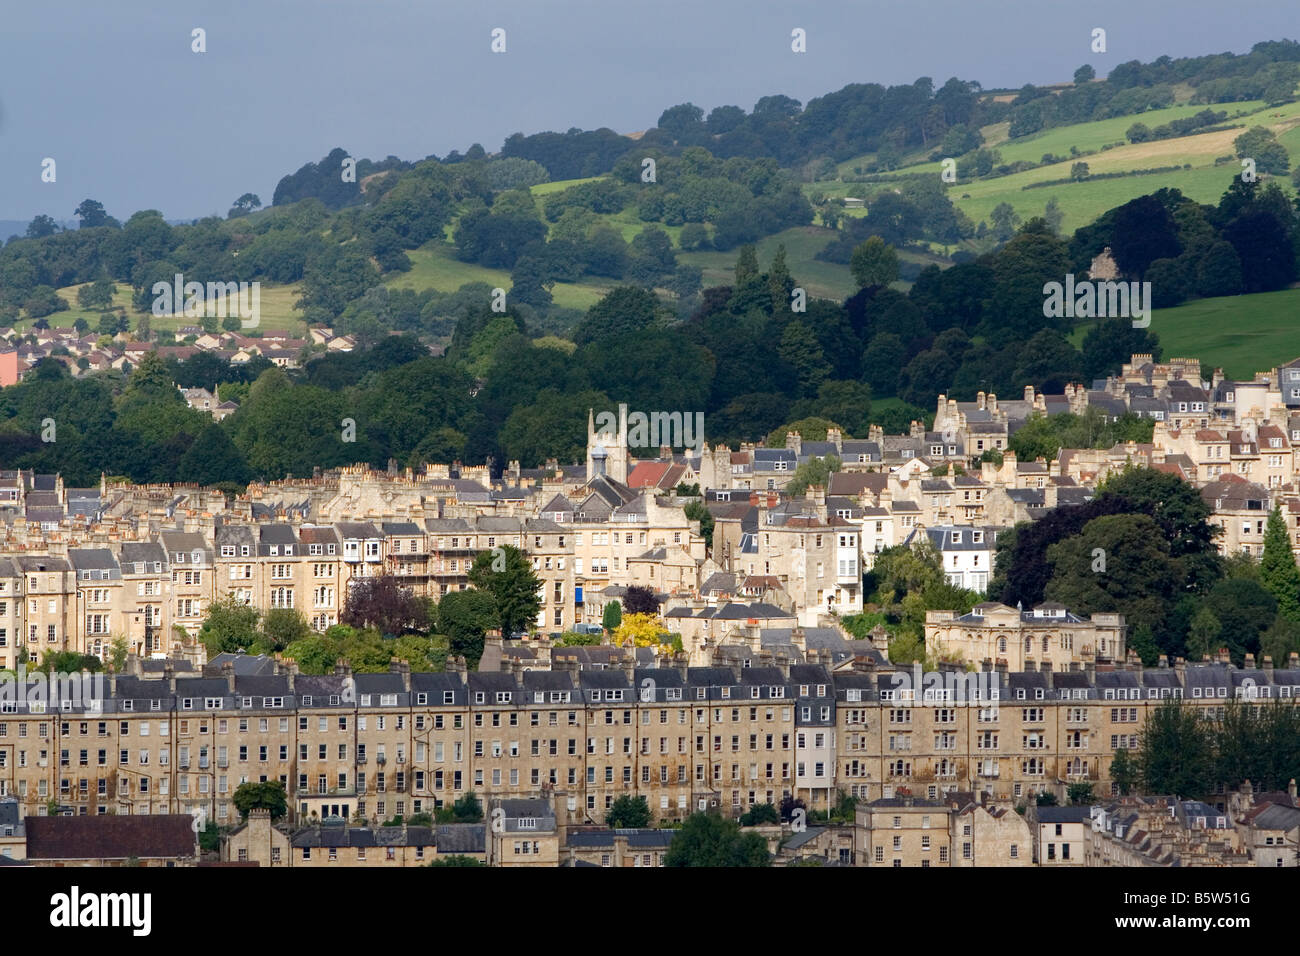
[2,0,1297,222]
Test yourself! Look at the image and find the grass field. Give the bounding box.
[387,241,613,311]
[816,98,1300,237]
[679,226,860,300]
[45,280,308,335]
[530,176,600,197]
[1068,288,1300,380]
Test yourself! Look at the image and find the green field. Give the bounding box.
[954,164,1276,237]
[680,226,860,300]
[816,97,1300,237]
[530,176,600,197]
[387,241,613,311]
[1069,288,1300,380]
[47,280,308,335]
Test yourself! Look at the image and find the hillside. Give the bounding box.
[1070,288,1300,381]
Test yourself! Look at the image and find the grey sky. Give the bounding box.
[2,0,1294,222]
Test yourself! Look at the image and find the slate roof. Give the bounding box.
[26,815,196,860]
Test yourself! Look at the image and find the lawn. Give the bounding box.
[1069,288,1300,381]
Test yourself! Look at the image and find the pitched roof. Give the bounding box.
[26,815,196,860]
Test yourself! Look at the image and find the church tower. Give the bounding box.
[587,404,630,484]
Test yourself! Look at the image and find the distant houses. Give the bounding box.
[0,325,354,385]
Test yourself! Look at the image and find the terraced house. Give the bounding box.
[3,649,1297,831]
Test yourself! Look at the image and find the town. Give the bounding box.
[0,349,1298,867]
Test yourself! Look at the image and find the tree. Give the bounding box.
[1128,624,1159,666]
[1202,577,1277,663]
[572,286,662,345]
[602,600,623,632]
[77,277,116,310]
[429,855,487,867]
[1044,197,1064,235]
[1073,64,1096,84]
[1097,466,1220,568]
[1234,126,1290,176]
[684,500,714,551]
[1070,162,1090,182]
[75,199,116,229]
[1260,506,1300,623]
[1139,701,1215,799]
[435,589,498,667]
[26,214,59,239]
[734,245,760,286]
[229,193,262,217]
[468,545,542,636]
[1126,122,1152,143]
[739,802,780,826]
[785,455,842,497]
[767,418,841,447]
[1035,791,1058,807]
[1109,748,1139,796]
[451,791,483,823]
[341,574,428,635]
[259,608,311,653]
[1261,616,1300,667]
[1067,782,1095,805]
[989,202,1021,241]
[861,332,906,395]
[198,596,260,655]
[613,612,670,648]
[623,585,660,616]
[665,812,770,867]
[232,780,288,820]
[108,636,129,673]
[1042,513,1183,644]
[767,244,794,306]
[1196,241,1243,297]
[1109,195,1181,279]
[556,631,602,646]
[678,222,710,251]
[176,423,252,487]
[850,237,899,291]
[778,320,830,397]
[606,795,652,828]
